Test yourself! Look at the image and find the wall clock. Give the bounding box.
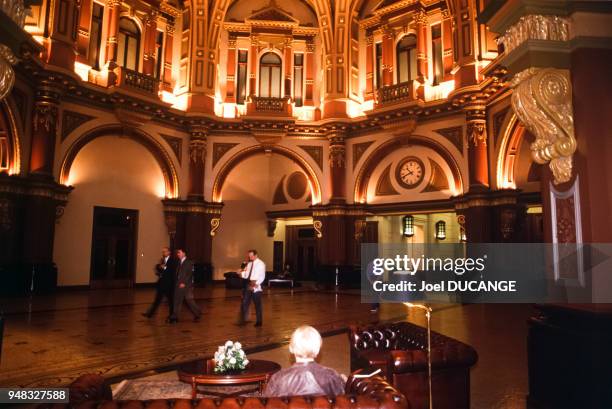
[395,156,425,189]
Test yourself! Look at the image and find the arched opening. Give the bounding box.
[60,125,179,199]
[211,145,322,281]
[396,34,417,84]
[354,136,464,203]
[0,100,20,175]
[117,17,141,71]
[54,134,171,287]
[259,52,282,98]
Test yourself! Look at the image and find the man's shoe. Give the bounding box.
[254,322,262,327]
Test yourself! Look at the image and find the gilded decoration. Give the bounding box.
[497,14,570,55]
[313,219,323,238]
[210,217,221,236]
[511,67,576,185]
[0,45,18,101]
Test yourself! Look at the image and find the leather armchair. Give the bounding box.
[49,372,410,409]
[349,322,477,409]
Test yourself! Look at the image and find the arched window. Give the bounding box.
[396,34,417,83]
[259,52,282,98]
[117,18,141,71]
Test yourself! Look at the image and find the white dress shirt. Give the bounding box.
[242,258,266,292]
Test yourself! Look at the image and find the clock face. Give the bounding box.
[396,157,424,188]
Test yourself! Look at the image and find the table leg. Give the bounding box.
[192,379,197,399]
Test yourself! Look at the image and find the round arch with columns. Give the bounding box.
[496,114,525,190]
[59,125,180,198]
[354,135,464,203]
[211,144,322,204]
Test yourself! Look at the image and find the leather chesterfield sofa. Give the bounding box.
[349,321,477,409]
[38,371,410,409]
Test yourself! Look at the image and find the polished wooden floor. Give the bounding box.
[0,285,532,409]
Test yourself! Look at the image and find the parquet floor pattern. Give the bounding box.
[0,288,407,387]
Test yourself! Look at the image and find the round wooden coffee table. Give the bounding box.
[178,359,281,398]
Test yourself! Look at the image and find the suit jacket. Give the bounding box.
[175,258,194,289]
[156,256,177,287]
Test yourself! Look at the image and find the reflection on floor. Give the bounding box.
[0,286,532,409]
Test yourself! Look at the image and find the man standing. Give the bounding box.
[168,248,202,324]
[240,249,266,327]
[142,247,176,319]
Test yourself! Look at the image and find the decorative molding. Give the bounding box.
[212,142,239,168]
[497,14,570,56]
[434,126,463,154]
[0,45,18,101]
[160,134,183,163]
[313,219,323,238]
[375,163,399,196]
[298,145,323,170]
[352,141,374,169]
[33,103,58,133]
[421,158,449,193]
[189,138,207,164]
[61,110,95,141]
[210,217,221,236]
[511,67,576,185]
[550,177,584,286]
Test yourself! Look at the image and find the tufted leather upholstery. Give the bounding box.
[39,372,409,409]
[349,322,477,409]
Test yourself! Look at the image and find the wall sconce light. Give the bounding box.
[403,215,414,237]
[435,220,446,240]
[460,229,467,242]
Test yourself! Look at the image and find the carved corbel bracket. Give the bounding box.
[0,45,18,101]
[511,67,576,185]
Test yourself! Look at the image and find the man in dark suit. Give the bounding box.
[142,247,177,319]
[168,248,202,324]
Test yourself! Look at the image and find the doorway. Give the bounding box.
[90,206,138,288]
[285,225,318,281]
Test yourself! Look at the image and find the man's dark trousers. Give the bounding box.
[241,290,262,324]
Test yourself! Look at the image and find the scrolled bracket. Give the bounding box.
[511,67,576,185]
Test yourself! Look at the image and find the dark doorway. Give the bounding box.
[285,225,317,281]
[90,206,138,289]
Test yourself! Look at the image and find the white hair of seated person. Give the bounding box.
[289,325,322,363]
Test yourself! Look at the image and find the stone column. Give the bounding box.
[162,23,174,89]
[304,40,314,105]
[76,0,93,63]
[381,25,394,87]
[328,128,346,201]
[225,35,237,102]
[248,36,258,97]
[465,101,489,188]
[365,34,374,101]
[105,0,121,84]
[142,12,158,76]
[284,37,292,99]
[29,81,62,176]
[442,9,454,81]
[188,126,207,199]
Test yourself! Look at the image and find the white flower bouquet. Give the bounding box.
[213,340,249,373]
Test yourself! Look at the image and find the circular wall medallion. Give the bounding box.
[287,171,308,199]
[395,156,425,189]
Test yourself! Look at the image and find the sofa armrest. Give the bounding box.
[390,342,477,373]
[345,375,410,409]
[68,374,113,404]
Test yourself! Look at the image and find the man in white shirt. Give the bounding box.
[240,249,266,327]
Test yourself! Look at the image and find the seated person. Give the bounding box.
[278,263,292,279]
[264,325,345,397]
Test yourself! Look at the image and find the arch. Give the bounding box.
[258,51,283,98]
[354,135,464,203]
[212,144,322,204]
[396,34,418,84]
[59,125,179,198]
[0,98,21,175]
[117,16,141,71]
[496,114,525,189]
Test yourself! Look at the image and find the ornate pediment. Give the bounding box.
[246,0,299,25]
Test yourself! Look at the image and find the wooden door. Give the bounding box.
[90,206,138,288]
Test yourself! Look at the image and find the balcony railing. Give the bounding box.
[377,81,414,105]
[117,67,160,95]
[247,96,292,116]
